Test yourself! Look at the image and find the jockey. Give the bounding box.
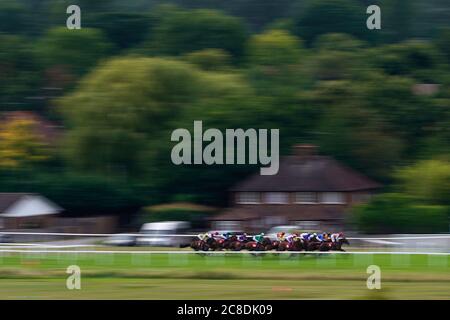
[276,232,286,241]
[331,232,343,243]
[307,233,318,241]
[237,233,248,242]
[286,233,299,244]
[300,232,310,241]
[308,233,324,242]
[211,231,220,239]
[316,233,325,242]
[220,232,232,240]
[197,233,210,241]
[323,233,331,242]
[253,233,265,243]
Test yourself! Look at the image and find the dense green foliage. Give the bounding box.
[0,170,145,216]
[0,0,448,230]
[353,193,448,233]
[36,27,114,76]
[396,160,450,205]
[147,7,248,60]
[354,159,450,233]
[292,0,369,45]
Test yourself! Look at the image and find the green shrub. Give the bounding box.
[396,159,450,205]
[184,49,231,71]
[353,193,448,234]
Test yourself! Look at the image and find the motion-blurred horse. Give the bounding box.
[318,236,350,252]
[277,238,305,251]
[245,237,272,251]
[190,237,219,251]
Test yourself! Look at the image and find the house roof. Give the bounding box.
[0,193,62,217]
[0,193,31,213]
[231,152,381,192]
[211,204,347,221]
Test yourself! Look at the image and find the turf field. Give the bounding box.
[0,252,448,299]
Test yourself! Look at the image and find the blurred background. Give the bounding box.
[0,0,449,243]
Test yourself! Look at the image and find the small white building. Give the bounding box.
[0,193,62,229]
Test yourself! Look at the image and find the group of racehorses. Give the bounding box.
[189,233,350,252]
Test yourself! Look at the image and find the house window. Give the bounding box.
[264,192,289,204]
[320,192,345,204]
[294,192,317,204]
[236,192,260,204]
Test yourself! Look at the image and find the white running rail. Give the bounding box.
[0,249,448,255]
[1,231,450,240]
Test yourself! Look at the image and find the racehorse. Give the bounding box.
[213,235,239,250]
[271,240,282,251]
[331,237,350,251]
[189,232,349,252]
[318,236,350,251]
[276,238,304,251]
[190,237,219,251]
[221,235,238,250]
[286,238,305,251]
[229,236,250,251]
[305,237,322,251]
[245,237,272,251]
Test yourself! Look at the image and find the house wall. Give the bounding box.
[232,191,373,206]
[213,219,344,233]
[3,215,57,229]
[52,216,118,234]
[3,215,119,242]
[224,190,375,232]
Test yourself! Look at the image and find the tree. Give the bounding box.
[246,29,307,101]
[309,51,357,81]
[0,170,145,217]
[313,81,403,179]
[91,12,154,50]
[151,8,248,60]
[434,28,450,64]
[244,29,316,147]
[59,57,202,177]
[396,160,450,205]
[308,33,369,81]
[0,2,28,35]
[379,0,415,42]
[353,193,448,233]
[0,35,40,110]
[0,117,50,168]
[184,49,231,71]
[36,27,114,77]
[369,40,444,81]
[314,33,366,52]
[363,74,446,156]
[247,29,303,66]
[292,0,369,45]
[170,0,297,30]
[59,55,261,204]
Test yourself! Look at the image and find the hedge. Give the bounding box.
[352,193,449,234]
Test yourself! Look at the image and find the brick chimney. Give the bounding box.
[293,144,318,158]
